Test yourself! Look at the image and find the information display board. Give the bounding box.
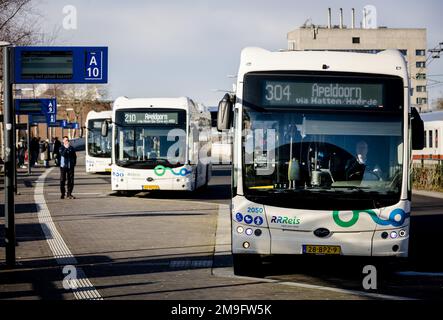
[14,47,108,84]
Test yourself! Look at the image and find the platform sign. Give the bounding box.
[13,47,108,84]
[29,114,48,124]
[64,122,80,129]
[29,113,57,125]
[15,99,57,115]
[48,119,68,128]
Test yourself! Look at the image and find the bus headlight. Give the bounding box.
[237,226,244,234]
[243,242,250,249]
[245,228,253,236]
[390,231,398,239]
[399,230,407,237]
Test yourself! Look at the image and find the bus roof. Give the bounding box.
[86,110,113,121]
[113,97,194,111]
[238,47,409,82]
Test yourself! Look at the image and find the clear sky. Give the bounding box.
[38,0,443,107]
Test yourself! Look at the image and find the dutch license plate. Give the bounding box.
[105,168,112,172]
[143,185,160,191]
[303,245,341,255]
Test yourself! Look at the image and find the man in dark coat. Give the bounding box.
[59,136,77,199]
[53,137,62,167]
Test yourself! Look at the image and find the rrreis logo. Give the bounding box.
[271,216,301,225]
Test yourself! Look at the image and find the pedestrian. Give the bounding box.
[43,139,51,168]
[53,137,62,167]
[39,138,46,163]
[30,137,39,167]
[17,142,26,168]
[59,136,77,199]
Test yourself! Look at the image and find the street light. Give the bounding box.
[65,108,75,139]
[1,40,16,267]
[1,42,11,159]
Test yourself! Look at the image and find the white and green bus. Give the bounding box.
[85,110,113,173]
[107,97,212,194]
[217,48,424,275]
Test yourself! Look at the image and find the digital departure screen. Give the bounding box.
[20,51,73,80]
[262,81,384,108]
[119,111,180,125]
[16,101,42,113]
[90,120,107,130]
[243,73,404,111]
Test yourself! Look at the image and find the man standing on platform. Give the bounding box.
[59,136,77,199]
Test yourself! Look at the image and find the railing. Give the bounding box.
[412,162,443,192]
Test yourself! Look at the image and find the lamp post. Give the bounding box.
[1,41,16,267]
[66,107,74,139]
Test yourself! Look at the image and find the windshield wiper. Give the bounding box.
[331,185,370,190]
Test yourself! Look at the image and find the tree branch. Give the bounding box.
[0,0,31,32]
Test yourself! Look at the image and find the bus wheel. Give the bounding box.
[233,254,263,277]
[117,191,137,197]
[201,165,210,189]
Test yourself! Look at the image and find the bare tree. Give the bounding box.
[1,0,50,95]
[0,0,39,45]
[57,84,110,137]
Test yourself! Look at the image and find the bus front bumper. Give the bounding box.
[232,222,409,258]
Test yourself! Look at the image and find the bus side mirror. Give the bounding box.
[411,107,424,150]
[101,121,109,137]
[217,93,233,132]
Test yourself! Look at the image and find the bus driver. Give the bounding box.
[345,140,383,181]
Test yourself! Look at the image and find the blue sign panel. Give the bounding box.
[64,122,80,129]
[15,99,57,116]
[47,113,56,124]
[29,114,56,124]
[13,47,108,84]
[48,119,68,128]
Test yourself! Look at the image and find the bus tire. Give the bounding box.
[201,165,210,189]
[117,190,137,197]
[232,254,263,276]
[194,166,199,191]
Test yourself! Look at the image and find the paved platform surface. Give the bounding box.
[1,153,442,300]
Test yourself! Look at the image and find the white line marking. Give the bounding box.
[212,204,415,300]
[35,168,103,300]
[169,260,213,269]
[231,274,415,300]
[397,271,443,277]
[47,193,104,196]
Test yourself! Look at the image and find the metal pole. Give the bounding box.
[27,117,31,175]
[3,46,16,267]
[13,114,17,195]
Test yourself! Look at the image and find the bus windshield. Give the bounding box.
[242,73,405,210]
[114,109,187,169]
[88,119,112,158]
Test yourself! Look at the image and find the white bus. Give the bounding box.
[217,48,424,275]
[209,106,233,164]
[109,97,212,194]
[85,110,113,173]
